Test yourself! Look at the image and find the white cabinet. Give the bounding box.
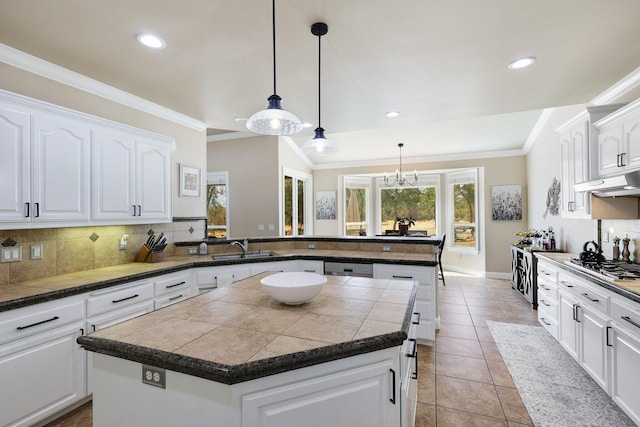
[596,102,640,176]
[560,120,590,218]
[92,128,171,222]
[374,264,436,343]
[153,270,195,309]
[578,303,609,390]
[0,102,90,225]
[195,265,253,292]
[537,260,559,339]
[87,279,154,318]
[0,296,86,427]
[558,288,580,360]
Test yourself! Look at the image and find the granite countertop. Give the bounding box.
[78,272,417,384]
[0,249,436,312]
[535,252,640,304]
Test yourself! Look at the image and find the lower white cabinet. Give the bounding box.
[558,288,580,360]
[0,296,86,427]
[153,270,195,309]
[609,323,640,424]
[373,264,436,343]
[195,265,253,292]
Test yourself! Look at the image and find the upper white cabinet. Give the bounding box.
[0,89,174,229]
[596,101,640,176]
[0,102,90,225]
[558,104,627,219]
[92,128,171,222]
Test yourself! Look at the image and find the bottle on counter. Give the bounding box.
[199,241,208,255]
[548,227,556,251]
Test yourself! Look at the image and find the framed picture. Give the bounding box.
[491,185,522,221]
[316,191,336,220]
[179,164,201,197]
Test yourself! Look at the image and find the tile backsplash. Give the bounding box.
[0,220,205,285]
[601,219,639,262]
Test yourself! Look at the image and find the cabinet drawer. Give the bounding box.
[538,312,558,340]
[558,273,609,315]
[537,282,557,301]
[373,264,433,284]
[87,280,154,317]
[416,282,435,301]
[0,298,84,344]
[538,297,558,322]
[414,300,434,320]
[537,262,559,284]
[155,289,194,310]
[611,298,640,337]
[154,272,192,297]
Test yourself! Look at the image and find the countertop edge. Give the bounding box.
[77,284,418,385]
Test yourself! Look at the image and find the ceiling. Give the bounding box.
[2,0,640,166]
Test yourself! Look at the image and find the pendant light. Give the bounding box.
[246,0,303,135]
[384,143,418,186]
[301,22,339,155]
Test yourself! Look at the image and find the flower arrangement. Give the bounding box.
[396,217,416,227]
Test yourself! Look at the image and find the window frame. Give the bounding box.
[206,171,229,239]
[281,167,313,236]
[446,168,479,254]
[343,176,372,236]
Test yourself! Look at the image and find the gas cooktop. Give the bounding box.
[567,258,640,281]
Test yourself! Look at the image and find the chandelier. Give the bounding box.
[384,143,418,186]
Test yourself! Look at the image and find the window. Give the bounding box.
[447,169,478,251]
[376,176,439,236]
[206,172,228,238]
[282,168,312,236]
[344,177,370,236]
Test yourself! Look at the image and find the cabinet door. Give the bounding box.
[242,359,398,427]
[571,123,590,213]
[0,323,85,427]
[92,128,136,220]
[610,325,640,425]
[0,102,30,223]
[577,305,609,390]
[135,138,171,221]
[560,133,574,216]
[558,289,579,360]
[598,124,624,176]
[31,111,90,222]
[623,112,640,171]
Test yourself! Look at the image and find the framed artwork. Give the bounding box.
[491,185,522,221]
[316,191,336,220]
[179,164,201,197]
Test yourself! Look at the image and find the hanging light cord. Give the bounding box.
[317,31,322,128]
[271,0,277,95]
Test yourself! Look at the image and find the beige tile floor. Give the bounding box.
[47,273,536,427]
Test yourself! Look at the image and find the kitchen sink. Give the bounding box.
[212,251,275,260]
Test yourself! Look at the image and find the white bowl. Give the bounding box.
[260,272,327,305]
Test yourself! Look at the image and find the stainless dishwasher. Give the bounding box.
[324,261,373,277]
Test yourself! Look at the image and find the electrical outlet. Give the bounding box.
[188,248,197,255]
[308,243,316,249]
[382,245,391,252]
[30,243,43,260]
[142,365,166,388]
[258,224,265,231]
[1,246,21,263]
[602,231,610,243]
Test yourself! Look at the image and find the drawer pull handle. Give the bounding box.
[17,316,59,330]
[541,300,550,307]
[303,269,315,272]
[112,294,139,304]
[169,294,183,301]
[542,285,550,291]
[389,369,396,404]
[407,338,418,379]
[412,312,421,325]
[606,326,613,347]
[166,281,186,289]
[560,281,573,288]
[392,275,413,279]
[540,317,551,326]
[580,293,599,302]
[622,316,640,329]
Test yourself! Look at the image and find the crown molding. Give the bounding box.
[311,149,525,170]
[523,108,554,154]
[591,65,640,105]
[0,43,208,132]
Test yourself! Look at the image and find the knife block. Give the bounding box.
[148,252,165,263]
[136,245,151,263]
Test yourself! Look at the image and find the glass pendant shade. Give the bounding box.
[301,127,339,155]
[246,95,303,135]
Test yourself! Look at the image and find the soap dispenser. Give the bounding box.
[199,241,208,255]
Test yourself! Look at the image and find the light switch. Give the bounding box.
[268,224,275,231]
[30,243,43,260]
[258,224,265,231]
[1,246,22,263]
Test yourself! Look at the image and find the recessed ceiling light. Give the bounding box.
[386,111,400,118]
[302,122,314,128]
[508,57,536,70]
[136,33,166,49]
[234,117,248,123]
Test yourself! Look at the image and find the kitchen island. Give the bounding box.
[78,272,419,427]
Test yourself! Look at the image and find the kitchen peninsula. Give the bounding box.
[0,236,438,427]
[79,272,418,426]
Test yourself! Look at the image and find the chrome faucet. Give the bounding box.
[230,239,249,257]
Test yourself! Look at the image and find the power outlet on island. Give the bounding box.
[381,245,391,252]
[142,365,166,389]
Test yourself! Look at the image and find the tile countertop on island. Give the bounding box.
[0,249,436,312]
[78,272,417,384]
[535,252,640,304]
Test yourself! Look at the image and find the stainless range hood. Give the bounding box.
[575,170,640,197]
